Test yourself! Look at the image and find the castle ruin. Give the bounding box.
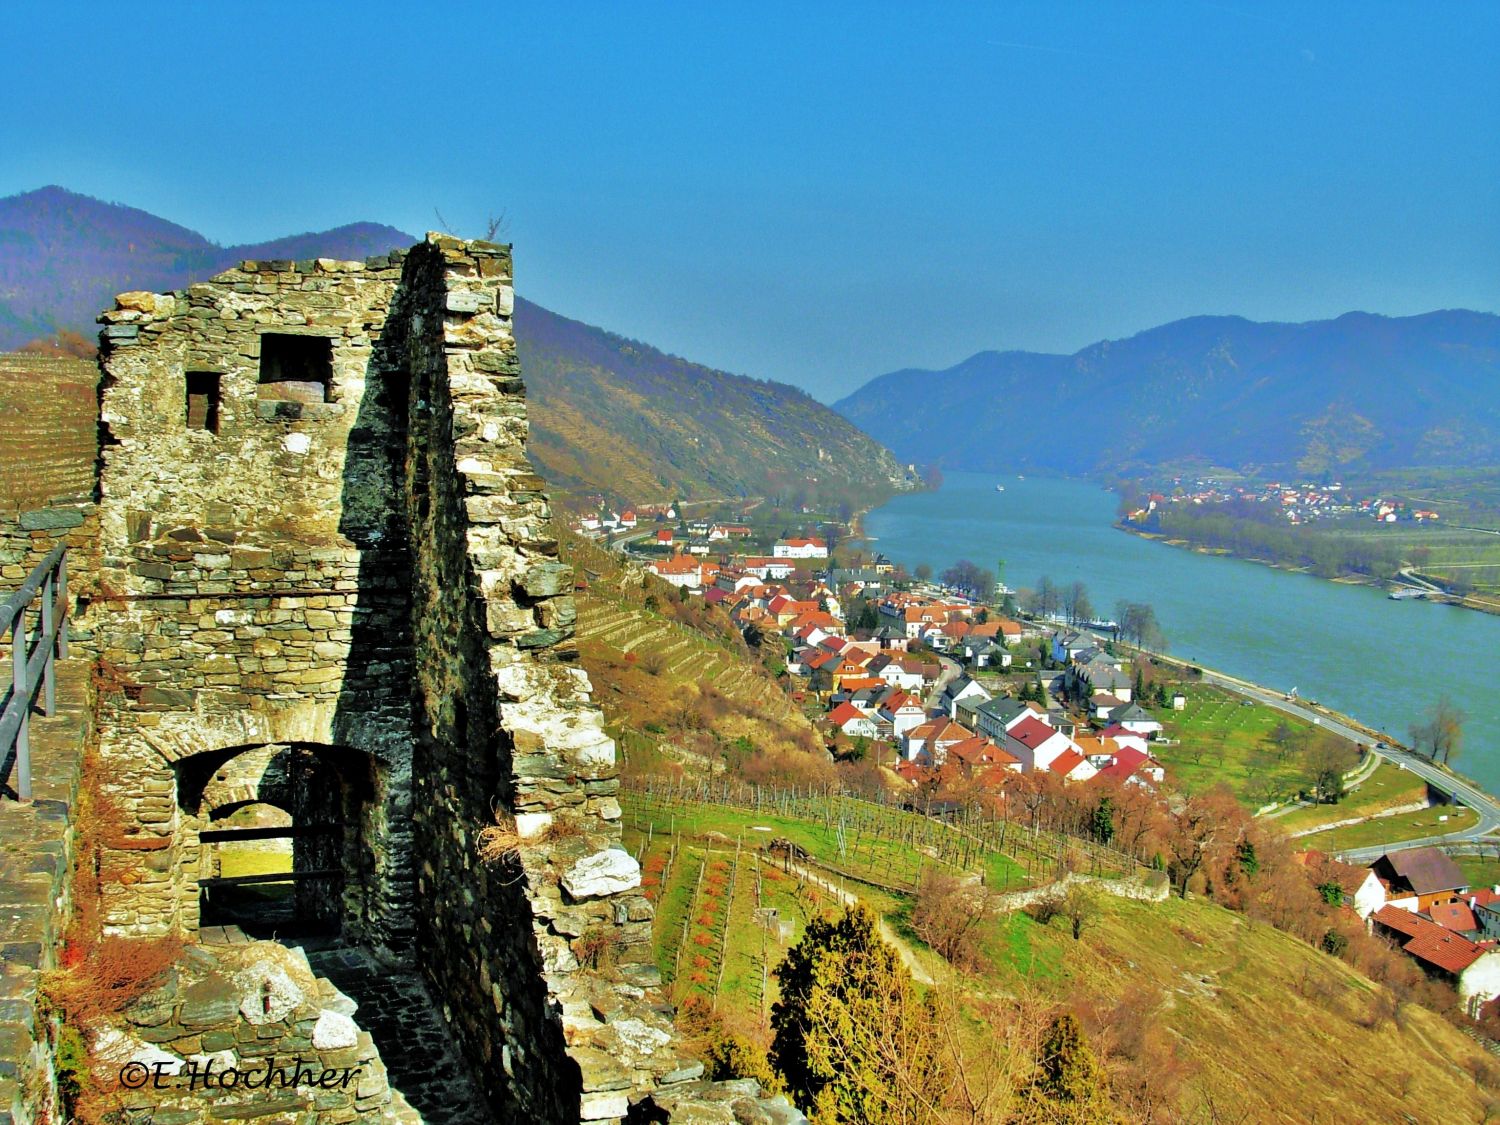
[0,237,801,1123]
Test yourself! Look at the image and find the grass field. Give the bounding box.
[626,790,1497,1121]
[1456,853,1500,892]
[1148,684,1326,806]
[978,891,1496,1123]
[1274,761,1430,835]
[1294,804,1479,852]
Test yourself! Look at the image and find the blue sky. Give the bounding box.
[2,2,1496,400]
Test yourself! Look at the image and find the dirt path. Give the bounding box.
[782,859,935,985]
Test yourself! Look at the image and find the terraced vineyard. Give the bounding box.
[630,822,838,1028]
[0,353,98,512]
[578,597,801,718]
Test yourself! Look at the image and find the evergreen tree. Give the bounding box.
[770,904,938,1123]
[1235,838,1260,877]
[1091,796,1115,844]
[1014,1012,1115,1123]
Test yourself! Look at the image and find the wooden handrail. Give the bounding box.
[1,545,69,801]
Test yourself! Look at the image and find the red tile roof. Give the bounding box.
[1049,748,1085,776]
[1373,905,1487,973]
[881,691,922,713]
[1401,926,1485,974]
[1429,901,1479,934]
[1372,905,1425,938]
[827,702,869,728]
[1009,716,1059,750]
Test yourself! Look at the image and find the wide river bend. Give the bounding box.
[865,472,1500,795]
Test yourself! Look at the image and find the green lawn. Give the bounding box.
[1455,854,1500,892]
[1149,684,1329,806]
[1295,804,1479,852]
[621,789,1038,894]
[1274,762,1430,835]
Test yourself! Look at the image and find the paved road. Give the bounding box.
[1335,746,1500,863]
[1189,665,1500,861]
[926,654,961,713]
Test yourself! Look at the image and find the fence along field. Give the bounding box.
[621,778,1143,1021]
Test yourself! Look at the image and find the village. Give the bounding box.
[568,500,1500,1024]
[1126,477,1443,527]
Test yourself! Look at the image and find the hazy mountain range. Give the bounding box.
[0,186,910,504]
[836,310,1500,477]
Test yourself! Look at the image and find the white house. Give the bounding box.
[943,676,992,720]
[870,656,925,693]
[879,692,927,739]
[1460,951,1500,1018]
[648,556,702,589]
[742,557,796,580]
[1111,702,1163,737]
[902,719,973,765]
[1004,716,1076,772]
[773,537,829,559]
[828,702,879,740]
[972,697,1047,743]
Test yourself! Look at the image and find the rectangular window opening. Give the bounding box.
[258,334,333,404]
[186,371,221,433]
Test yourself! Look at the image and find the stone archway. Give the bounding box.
[172,741,405,949]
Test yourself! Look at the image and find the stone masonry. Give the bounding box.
[70,236,802,1123]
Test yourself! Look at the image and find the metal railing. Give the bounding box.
[1,545,69,801]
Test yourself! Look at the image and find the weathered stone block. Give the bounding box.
[562,850,641,900]
[19,508,85,531]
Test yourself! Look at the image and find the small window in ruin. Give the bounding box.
[258,334,333,403]
[185,371,221,433]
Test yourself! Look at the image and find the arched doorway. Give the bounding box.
[174,742,390,945]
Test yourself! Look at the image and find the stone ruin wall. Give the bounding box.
[82,235,800,1123]
[93,251,416,949]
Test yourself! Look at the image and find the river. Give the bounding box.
[864,472,1500,795]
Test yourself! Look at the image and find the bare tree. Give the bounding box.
[1036,576,1061,620]
[1062,883,1098,940]
[913,870,994,971]
[1409,695,1465,765]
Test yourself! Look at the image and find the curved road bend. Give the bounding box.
[1185,665,1500,860]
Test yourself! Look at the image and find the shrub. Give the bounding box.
[574,925,622,972]
[705,1031,778,1089]
[1029,891,1064,925]
[43,933,183,1026]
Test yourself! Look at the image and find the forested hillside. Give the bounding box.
[838,311,1500,476]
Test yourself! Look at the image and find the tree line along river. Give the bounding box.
[863,471,1500,796]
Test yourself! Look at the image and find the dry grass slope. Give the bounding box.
[565,533,821,773]
[993,893,1496,1124]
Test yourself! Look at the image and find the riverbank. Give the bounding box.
[863,472,1500,795]
[1114,518,1500,618]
